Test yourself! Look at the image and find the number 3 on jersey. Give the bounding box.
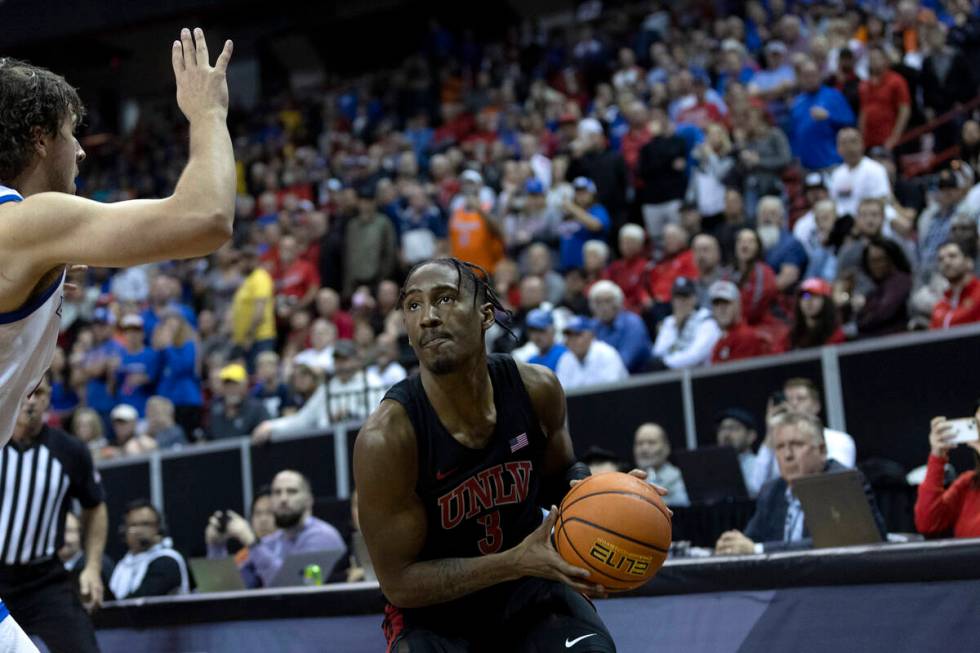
[477,510,502,554]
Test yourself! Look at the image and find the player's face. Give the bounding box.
[773,424,826,483]
[401,264,493,375]
[44,114,85,194]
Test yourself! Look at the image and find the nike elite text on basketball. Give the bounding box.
[437,461,533,529]
[589,539,652,577]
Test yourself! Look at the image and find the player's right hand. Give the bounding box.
[511,506,607,598]
[172,27,233,122]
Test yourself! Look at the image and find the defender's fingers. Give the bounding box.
[172,40,184,73]
[180,28,196,67]
[215,39,234,73]
[194,28,209,66]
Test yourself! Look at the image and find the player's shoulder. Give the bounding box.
[0,192,81,249]
[355,398,416,456]
[515,359,565,409]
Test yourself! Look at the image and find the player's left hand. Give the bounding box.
[79,564,104,612]
[569,469,672,515]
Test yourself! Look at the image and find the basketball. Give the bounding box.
[555,472,672,591]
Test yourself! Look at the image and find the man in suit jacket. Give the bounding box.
[715,412,885,554]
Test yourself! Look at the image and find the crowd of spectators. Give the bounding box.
[41,0,980,460]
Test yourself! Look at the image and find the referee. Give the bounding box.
[0,375,107,653]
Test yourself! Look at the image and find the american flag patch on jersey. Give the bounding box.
[509,432,529,453]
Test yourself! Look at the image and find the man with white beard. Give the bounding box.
[756,196,808,293]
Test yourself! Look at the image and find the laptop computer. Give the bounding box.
[793,469,884,548]
[268,548,347,588]
[189,557,246,593]
[672,446,749,504]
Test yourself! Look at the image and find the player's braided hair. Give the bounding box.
[399,257,515,339]
[0,58,85,184]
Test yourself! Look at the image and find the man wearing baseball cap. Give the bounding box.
[709,281,774,364]
[557,177,611,271]
[651,277,722,370]
[792,172,832,256]
[716,407,762,497]
[207,364,270,441]
[570,118,628,229]
[525,308,567,372]
[554,316,628,389]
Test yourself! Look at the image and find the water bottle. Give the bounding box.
[303,563,323,586]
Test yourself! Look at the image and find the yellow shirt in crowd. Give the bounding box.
[231,268,277,344]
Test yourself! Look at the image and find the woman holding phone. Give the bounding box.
[914,402,980,538]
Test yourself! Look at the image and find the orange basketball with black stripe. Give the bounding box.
[555,472,671,591]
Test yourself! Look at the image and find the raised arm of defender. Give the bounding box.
[1,28,235,274]
[353,397,602,610]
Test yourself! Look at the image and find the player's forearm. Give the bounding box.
[385,551,522,608]
[81,504,108,571]
[173,113,236,238]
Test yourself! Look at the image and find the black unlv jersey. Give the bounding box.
[383,354,547,563]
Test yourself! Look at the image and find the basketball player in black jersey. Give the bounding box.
[354,258,666,652]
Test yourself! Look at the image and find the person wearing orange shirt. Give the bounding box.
[449,187,504,274]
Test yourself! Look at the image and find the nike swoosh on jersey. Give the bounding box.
[435,467,459,481]
[565,633,597,648]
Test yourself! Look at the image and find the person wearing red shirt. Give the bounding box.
[273,235,320,320]
[619,101,652,186]
[858,47,911,150]
[315,287,354,340]
[930,241,980,330]
[602,224,650,313]
[647,224,699,305]
[785,278,846,350]
[914,411,980,539]
[675,74,728,130]
[733,228,780,327]
[709,281,773,364]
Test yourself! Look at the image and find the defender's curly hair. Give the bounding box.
[0,58,84,184]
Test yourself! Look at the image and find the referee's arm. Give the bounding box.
[79,503,108,610]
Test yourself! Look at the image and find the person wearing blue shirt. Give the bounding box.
[397,185,448,266]
[558,177,611,271]
[141,275,197,344]
[789,58,856,171]
[116,314,160,417]
[84,307,126,430]
[589,280,652,373]
[757,196,809,293]
[525,308,568,371]
[153,312,203,439]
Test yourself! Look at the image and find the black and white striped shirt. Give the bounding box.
[0,425,104,568]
